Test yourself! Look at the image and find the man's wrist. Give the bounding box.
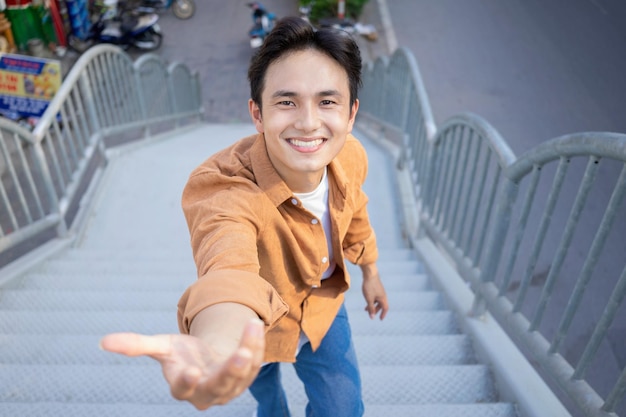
[359,262,379,280]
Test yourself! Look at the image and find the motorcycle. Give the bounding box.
[69,4,163,52]
[247,2,276,48]
[137,0,196,20]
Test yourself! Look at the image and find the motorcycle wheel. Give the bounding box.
[132,28,163,51]
[172,0,195,19]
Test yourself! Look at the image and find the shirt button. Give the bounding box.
[291,198,298,205]
[311,219,318,225]
[321,257,328,263]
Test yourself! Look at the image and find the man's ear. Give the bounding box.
[248,99,264,133]
[347,99,359,133]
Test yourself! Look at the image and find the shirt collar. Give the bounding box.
[249,133,294,207]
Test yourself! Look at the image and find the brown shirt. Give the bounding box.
[177,133,378,363]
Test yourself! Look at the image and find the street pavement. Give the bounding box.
[153,0,388,123]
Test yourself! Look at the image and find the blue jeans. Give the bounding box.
[249,304,364,417]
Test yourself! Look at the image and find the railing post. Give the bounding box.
[470,177,518,316]
[471,176,519,317]
[195,73,204,120]
[31,140,66,237]
[79,70,104,156]
[479,177,518,282]
[133,66,150,138]
[423,139,441,217]
[167,68,179,129]
[399,61,412,138]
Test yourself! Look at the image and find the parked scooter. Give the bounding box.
[138,0,195,20]
[69,3,163,52]
[247,2,275,48]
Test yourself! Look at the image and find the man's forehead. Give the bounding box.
[265,49,347,78]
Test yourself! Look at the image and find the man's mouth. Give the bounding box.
[287,138,325,148]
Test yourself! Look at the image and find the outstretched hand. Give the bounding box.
[100,318,265,410]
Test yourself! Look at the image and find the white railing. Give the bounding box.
[0,44,203,266]
[359,47,626,417]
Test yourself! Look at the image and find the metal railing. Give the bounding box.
[0,44,203,264]
[359,47,626,417]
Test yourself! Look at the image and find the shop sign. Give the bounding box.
[0,53,61,120]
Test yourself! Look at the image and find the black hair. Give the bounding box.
[248,16,362,108]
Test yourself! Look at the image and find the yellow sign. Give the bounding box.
[0,53,61,118]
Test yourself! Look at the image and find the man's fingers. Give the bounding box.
[379,301,389,320]
[239,318,265,362]
[212,319,265,397]
[365,299,389,320]
[100,333,171,357]
[365,297,381,319]
[192,320,265,408]
[225,347,254,378]
[170,367,202,402]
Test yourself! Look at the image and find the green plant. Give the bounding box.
[300,0,369,23]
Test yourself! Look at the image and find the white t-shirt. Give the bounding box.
[292,167,336,356]
[294,167,336,280]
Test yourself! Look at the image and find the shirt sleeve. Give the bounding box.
[341,137,379,265]
[177,269,289,334]
[177,169,289,334]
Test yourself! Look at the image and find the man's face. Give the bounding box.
[249,48,359,193]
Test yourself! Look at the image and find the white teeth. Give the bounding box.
[289,138,324,148]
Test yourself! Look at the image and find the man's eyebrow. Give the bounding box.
[318,89,342,97]
[271,90,297,98]
[270,89,343,98]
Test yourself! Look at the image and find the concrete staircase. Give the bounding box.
[0,124,519,417]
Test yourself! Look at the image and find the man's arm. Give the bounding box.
[100,302,265,410]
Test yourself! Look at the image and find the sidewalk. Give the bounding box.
[57,0,395,79]
[355,0,394,62]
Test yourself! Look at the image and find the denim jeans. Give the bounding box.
[249,304,364,417]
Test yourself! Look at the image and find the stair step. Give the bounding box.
[0,402,518,417]
[365,404,518,417]
[0,334,474,366]
[0,310,460,335]
[280,364,498,404]
[35,259,197,275]
[33,259,422,276]
[6,272,432,291]
[347,259,423,274]
[355,334,475,365]
[56,248,418,262]
[5,273,197,291]
[0,289,444,311]
[0,363,496,405]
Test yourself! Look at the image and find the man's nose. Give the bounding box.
[294,104,321,132]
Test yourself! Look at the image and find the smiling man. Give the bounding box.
[101,16,388,417]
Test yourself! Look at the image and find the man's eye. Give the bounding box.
[278,101,294,106]
[321,100,335,105]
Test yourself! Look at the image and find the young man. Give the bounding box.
[101,16,388,417]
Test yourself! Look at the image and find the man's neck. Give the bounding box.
[282,169,325,194]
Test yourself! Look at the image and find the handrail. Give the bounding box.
[0,44,203,265]
[359,47,626,417]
